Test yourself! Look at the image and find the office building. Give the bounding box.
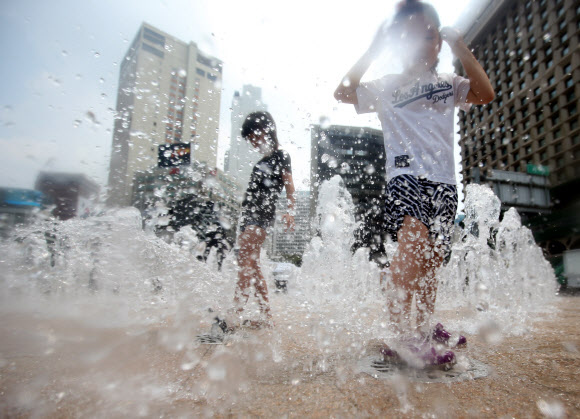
[268,190,311,260]
[108,22,223,206]
[456,0,580,257]
[310,124,387,262]
[35,172,99,220]
[224,85,268,190]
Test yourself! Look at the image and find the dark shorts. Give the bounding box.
[385,175,458,256]
[239,207,275,233]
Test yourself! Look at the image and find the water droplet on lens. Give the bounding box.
[319,115,331,129]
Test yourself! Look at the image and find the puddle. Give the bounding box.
[357,355,490,383]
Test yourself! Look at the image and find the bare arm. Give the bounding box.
[441,27,495,104]
[281,170,296,232]
[334,22,391,104]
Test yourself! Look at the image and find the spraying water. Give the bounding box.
[0,177,558,415]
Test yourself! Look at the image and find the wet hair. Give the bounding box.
[241,111,279,149]
[394,0,441,28]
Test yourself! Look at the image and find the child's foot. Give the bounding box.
[380,339,456,370]
[431,323,467,348]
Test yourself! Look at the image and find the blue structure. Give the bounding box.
[0,187,45,236]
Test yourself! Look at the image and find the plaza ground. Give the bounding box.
[1,295,579,418]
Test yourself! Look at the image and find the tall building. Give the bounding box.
[456,0,580,257]
[224,85,268,190]
[310,124,387,263]
[108,22,223,206]
[268,190,311,260]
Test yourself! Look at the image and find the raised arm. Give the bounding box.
[441,27,495,104]
[334,21,392,105]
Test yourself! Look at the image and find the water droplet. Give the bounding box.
[61,50,68,57]
[93,51,101,58]
[319,115,331,129]
[537,399,565,419]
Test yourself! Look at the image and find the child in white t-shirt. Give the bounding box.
[335,0,494,368]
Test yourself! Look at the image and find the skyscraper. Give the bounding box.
[108,22,223,206]
[268,190,311,260]
[455,0,580,258]
[224,85,268,190]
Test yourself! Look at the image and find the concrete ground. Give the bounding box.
[1,295,579,418]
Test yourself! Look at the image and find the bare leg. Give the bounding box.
[235,226,271,323]
[415,243,445,331]
[387,216,432,336]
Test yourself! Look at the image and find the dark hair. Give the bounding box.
[241,111,279,149]
[394,0,441,28]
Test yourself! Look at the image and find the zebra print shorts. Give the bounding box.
[385,175,458,256]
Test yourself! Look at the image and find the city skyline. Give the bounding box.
[0,0,483,197]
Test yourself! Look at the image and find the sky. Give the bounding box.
[0,0,484,197]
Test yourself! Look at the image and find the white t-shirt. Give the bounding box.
[355,72,471,185]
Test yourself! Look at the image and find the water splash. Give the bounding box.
[0,178,558,415]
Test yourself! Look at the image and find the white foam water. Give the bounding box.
[0,176,558,415]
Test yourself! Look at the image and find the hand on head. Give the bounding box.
[439,27,462,47]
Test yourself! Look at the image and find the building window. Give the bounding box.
[559,20,566,30]
[141,42,164,58]
[548,76,556,86]
[538,125,545,134]
[563,45,570,55]
[565,78,574,88]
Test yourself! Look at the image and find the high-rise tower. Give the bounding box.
[455,0,580,258]
[108,23,223,206]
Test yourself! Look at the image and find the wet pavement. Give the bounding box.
[1,295,579,418]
